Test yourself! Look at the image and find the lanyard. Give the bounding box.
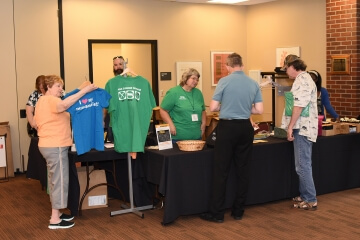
[182,87,195,112]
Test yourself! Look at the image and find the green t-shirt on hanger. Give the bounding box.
[105,75,156,153]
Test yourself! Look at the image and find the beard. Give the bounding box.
[113,68,124,76]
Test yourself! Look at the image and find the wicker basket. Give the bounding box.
[176,140,206,151]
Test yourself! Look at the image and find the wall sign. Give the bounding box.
[276,47,301,67]
[210,51,232,86]
[330,54,350,75]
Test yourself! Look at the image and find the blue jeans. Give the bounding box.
[293,129,317,202]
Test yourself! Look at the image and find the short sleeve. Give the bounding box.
[160,88,176,111]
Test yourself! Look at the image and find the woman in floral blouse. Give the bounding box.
[26,75,46,136]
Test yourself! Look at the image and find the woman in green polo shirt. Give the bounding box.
[160,68,206,142]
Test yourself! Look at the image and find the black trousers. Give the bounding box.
[209,119,253,218]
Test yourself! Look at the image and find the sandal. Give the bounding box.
[293,201,318,211]
[292,196,303,202]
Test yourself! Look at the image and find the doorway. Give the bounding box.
[88,39,159,105]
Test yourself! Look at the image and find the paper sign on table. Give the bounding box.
[155,124,173,150]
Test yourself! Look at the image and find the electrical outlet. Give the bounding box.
[20,109,26,118]
[160,90,164,97]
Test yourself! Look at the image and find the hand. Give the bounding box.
[287,128,294,141]
[169,124,176,136]
[335,117,340,123]
[78,80,91,90]
[30,120,38,130]
[201,124,206,136]
[83,84,98,93]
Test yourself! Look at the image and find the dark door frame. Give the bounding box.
[57,1,159,104]
[88,39,159,105]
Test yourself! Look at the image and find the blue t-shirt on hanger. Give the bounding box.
[67,88,111,155]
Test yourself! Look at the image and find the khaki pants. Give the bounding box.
[39,147,69,209]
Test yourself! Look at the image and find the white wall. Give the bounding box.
[0,0,17,172]
[246,0,326,124]
[61,0,248,105]
[0,0,326,172]
[0,0,59,172]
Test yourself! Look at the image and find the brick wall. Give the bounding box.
[326,0,359,119]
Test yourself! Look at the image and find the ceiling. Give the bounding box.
[156,0,278,6]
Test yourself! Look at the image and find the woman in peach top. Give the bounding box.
[35,75,97,230]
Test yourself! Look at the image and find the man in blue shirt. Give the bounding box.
[200,53,263,223]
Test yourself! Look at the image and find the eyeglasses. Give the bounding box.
[113,56,124,60]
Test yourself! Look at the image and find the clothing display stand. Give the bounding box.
[110,152,153,218]
[110,62,153,218]
[0,134,9,183]
[260,71,290,128]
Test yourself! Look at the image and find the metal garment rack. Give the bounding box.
[110,153,154,218]
[110,59,153,218]
[260,71,289,129]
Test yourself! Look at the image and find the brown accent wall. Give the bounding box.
[326,0,360,118]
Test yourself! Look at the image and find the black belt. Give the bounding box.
[220,118,249,121]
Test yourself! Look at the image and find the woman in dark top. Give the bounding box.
[308,70,339,122]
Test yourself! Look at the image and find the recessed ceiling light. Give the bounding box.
[207,0,248,4]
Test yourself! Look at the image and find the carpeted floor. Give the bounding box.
[1,174,360,239]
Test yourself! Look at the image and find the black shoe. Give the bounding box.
[231,210,244,220]
[48,220,75,229]
[60,213,74,221]
[199,212,224,223]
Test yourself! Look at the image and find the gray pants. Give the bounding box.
[39,147,69,209]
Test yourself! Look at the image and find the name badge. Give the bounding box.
[191,114,198,121]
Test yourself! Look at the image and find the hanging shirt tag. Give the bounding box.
[191,114,199,122]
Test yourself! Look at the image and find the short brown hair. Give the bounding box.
[44,75,64,92]
[226,53,243,68]
[179,68,200,86]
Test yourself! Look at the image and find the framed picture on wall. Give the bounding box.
[176,61,202,91]
[211,51,232,86]
[330,54,350,75]
[275,47,301,67]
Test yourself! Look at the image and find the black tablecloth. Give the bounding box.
[142,137,293,224]
[142,134,360,224]
[26,133,360,224]
[312,133,360,195]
